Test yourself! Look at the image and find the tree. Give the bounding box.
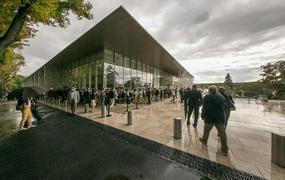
[0,0,93,58]
[260,61,285,83]
[0,47,24,96]
[224,73,233,89]
[259,61,285,99]
[259,63,278,82]
[106,65,119,88]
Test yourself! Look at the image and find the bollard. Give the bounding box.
[101,105,106,118]
[127,111,132,125]
[173,118,182,139]
[84,103,89,113]
[272,132,285,168]
[64,100,68,110]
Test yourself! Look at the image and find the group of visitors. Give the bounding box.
[42,87,179,115]
[182,84,235,156]
[16,83,234,156]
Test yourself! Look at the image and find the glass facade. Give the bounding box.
[24,48,183,90]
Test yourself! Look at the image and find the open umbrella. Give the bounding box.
[7,88,23,100]
[7,86,45,100]
[23,86,45,98]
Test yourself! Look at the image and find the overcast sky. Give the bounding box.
[18,0,285,83]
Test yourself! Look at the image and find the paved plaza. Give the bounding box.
[0,107,202,180]
[44,98,285,179]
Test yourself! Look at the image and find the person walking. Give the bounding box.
[68,87,80,115]
[18,97,33,130]
[179,87,184,103]
[170,89,176,103]
[89,89,97,113]
[186,85,203,128]
[82,89,91,113]
[30,97,41,123]
[199,86,229,156]
[108,88,115,110]
[134,88,141,109]
[184,87,190,119]
[218,86,235,128]
[146,88,152,104]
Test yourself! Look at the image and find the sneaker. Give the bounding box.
[29,125,36,128]
[19,127,28,131]
[186,121,190,127]
[221,147,229,156]
[222,150,228,156]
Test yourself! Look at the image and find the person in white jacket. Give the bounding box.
[68,87,80,115]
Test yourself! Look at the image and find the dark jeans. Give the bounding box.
[32,109,42,121]
[201,123,228,152]
[187,105,199,126]
[70,103,77,114]
[225,109,230,128]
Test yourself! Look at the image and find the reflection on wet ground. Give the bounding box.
[64,98,284,180]
[262,101,285,115]
[0,101,22,139]
[0,107,202,180]
[0,101,52,140]
[1,99,285,179]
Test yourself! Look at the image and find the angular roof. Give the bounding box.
[47,6,193,78]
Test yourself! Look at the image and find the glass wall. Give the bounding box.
[23,48,185,90]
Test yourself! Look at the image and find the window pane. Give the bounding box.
[104,49,113,64]
[115,53,123,66]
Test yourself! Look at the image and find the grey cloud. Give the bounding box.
[18,0,285,83]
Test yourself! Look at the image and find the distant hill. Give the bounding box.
[196,81,284,100]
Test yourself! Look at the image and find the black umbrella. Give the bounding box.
[7,88,23,100]
[23,86,45,98]
[7,86,45,100]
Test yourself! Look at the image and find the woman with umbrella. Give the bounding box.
[9,86,45,129]
[18,96,34,130]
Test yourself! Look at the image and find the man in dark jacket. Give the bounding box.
[186,84,203,128]
[199,85,229,156]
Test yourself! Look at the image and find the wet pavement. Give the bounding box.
[1,99,285,179]
[0,101,22,139]
[0,105,202,180]
[43,98,285,180]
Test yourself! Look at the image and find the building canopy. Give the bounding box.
[47,6,192,78]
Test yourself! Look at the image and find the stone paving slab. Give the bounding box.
[40,103,267,180]
[42,98,285,180]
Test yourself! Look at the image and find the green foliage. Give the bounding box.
[259,60,285,99]
[224,73,233,89]
[0,0,93,53]
[0,0,93,94]
[0,48,25,95]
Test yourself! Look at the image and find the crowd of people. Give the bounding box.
[43,87,179,111]
[180,85,235,156]
[16,84,235,156]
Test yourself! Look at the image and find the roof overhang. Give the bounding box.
[47,6,193,78]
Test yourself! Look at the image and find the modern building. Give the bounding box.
[24,6,193,90]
